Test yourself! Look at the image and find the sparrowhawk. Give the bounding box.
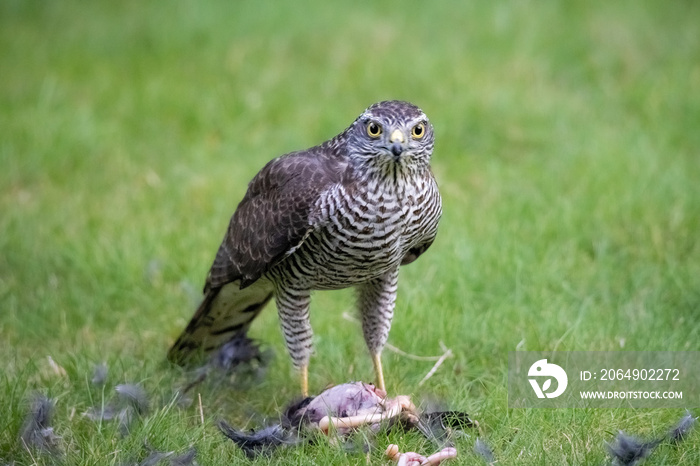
[168,101,442,395]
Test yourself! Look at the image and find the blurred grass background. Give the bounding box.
[1,0,699,464]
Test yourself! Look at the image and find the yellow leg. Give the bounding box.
[300,364,309,397]
[372,353,386,392]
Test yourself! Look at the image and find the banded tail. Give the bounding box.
[168,278,274,364]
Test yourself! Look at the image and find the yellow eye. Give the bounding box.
[411,123,425,139]
[366,121,382,138]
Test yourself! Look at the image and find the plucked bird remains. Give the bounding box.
[168,101,442,395]
[218,381,473,461]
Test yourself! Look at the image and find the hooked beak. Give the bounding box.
[389,129,405,157]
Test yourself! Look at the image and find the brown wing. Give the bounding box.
[168,148,349,363]
[207,147,349,291]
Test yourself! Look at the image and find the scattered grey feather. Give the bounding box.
[339,436,372,455]
[474,437,495,464]
[667,410,697,443]
[19,394,61,454]
[606,431,659,466]
[174,336,272,400]
[606,411,697,464]
[210,335,269,370]
[92,362,109,386]
[85,383,148,436]
[139,450,173,466]
[84,402,119,421]
[116,383,150,415]
[279,396,313,429]
[169,447,197,466]
[414,411,473,445]
[117,406,136,437]
[218,420,299,457]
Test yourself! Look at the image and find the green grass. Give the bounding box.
[2,0,699,464]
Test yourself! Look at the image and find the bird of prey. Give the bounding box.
[169,100,442,396]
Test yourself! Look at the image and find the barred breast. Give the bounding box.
[267,169,442,290]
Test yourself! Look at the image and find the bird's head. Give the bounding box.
[344,101,434,175]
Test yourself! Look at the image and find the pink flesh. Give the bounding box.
[302,382,385,427]
[388,446,457,466]
[315,390,415,433]
[423,447,458,465]
[398,455,422,466]
[306,383,455,463]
